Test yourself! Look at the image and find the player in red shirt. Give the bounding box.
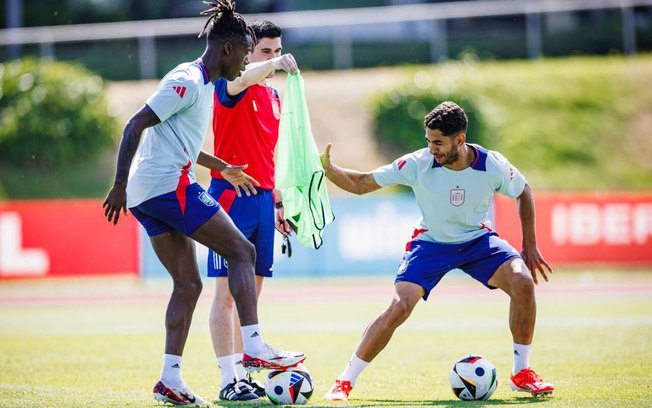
[206,20,298,401]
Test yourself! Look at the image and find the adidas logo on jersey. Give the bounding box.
[172,85,186,98]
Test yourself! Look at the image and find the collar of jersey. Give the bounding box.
[431,144,486,171]
[196,60,211,85]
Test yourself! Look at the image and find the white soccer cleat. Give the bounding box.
[152,380,209,406]
[242,343,305,372]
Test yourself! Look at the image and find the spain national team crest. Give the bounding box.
[198,191,217,207]
[450,188,465,206]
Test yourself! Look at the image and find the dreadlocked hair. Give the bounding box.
[424,101,468,136]
[198,0,254,42]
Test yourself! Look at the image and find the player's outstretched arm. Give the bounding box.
[320,143,382,196]
[516,183,553,285]
[227,54,298,95]
[197,151,260,197]
[103,105,160,225]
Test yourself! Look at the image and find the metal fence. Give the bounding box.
[1,0,651,79]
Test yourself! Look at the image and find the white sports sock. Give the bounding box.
[217,355,238,389]
[161,354,183,387]
[234,352,247,380]
[513,343,532,374]
[338,353,369,386]
[241,324,265,355]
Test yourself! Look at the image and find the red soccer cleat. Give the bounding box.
[324,379,353,401]
[509,368,554,397]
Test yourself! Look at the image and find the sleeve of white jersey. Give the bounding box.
[372,153,417,188]
[146,71,196,123]
[494,151,527,199]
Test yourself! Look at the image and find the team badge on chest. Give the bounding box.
[450,188,465,206]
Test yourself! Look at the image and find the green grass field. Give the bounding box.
[1,270,651,407]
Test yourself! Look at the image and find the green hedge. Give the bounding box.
[0,58,117,198]
[369,55,652,190]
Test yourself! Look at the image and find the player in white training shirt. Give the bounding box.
[102,1,304,405]
[322,101,554,401]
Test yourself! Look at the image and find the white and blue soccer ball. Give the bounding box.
[449,354,498,400]
[265,364,313,405]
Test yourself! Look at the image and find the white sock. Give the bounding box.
[217,355,238,389]
[338,353,369,387]
[513,343,532,374]
[234,352,247,380]
[161,354,183,387]
[241,324,265,355]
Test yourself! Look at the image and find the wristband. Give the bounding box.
[275,201,283,209]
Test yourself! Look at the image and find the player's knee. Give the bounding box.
[227,240,256,266]
[510,271,534,299]
[216,290,236,309]
[175,277,203,298]
[386,300,413,327]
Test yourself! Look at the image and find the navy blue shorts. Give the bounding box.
[395,232,521,300]
[206,178,275,278]
[129,183,221,237]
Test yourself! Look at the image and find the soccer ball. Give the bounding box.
[449,354,498,400]
[265,364,313,405]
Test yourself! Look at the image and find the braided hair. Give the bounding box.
[198,0,254,42]
[424,101,468,136]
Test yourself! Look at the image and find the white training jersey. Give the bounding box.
[372,144,526,244]
[126,60,214,208]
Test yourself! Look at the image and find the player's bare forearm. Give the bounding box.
[516,183,553,283]
[197,151,227,172]
[320,142,381,195]
[516,184,537,248]
[103,105,160,225]
[324,163,380,195]
[228,54,297,95]
[113,105,160,185]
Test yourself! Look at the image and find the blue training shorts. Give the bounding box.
[129,183,221,237]
[395,232,521,300]
[206,178,275,278]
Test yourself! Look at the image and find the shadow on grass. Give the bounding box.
[213,395,551,407]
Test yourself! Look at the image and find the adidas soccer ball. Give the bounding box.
[265,364,313,405]
[449,354,498,400]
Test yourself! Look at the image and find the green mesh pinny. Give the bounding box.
[275,72,335,249]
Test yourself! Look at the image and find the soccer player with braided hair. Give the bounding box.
[321,101,554,401]
[103,1,304,405]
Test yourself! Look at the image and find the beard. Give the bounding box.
[441,144,460,165]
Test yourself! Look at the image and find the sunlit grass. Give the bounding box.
[1,270,651,407]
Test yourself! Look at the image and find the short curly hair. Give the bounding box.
[424,101,468,136]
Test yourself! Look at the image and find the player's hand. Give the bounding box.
[275,205,292,236]
[273,54,298,74]
[320,143,332,171]
[222,164,260,197]
[102,183,127,225]
[521,245,553,285]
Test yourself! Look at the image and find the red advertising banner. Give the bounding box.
[494,192,652,265]
[0,200,139,278]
